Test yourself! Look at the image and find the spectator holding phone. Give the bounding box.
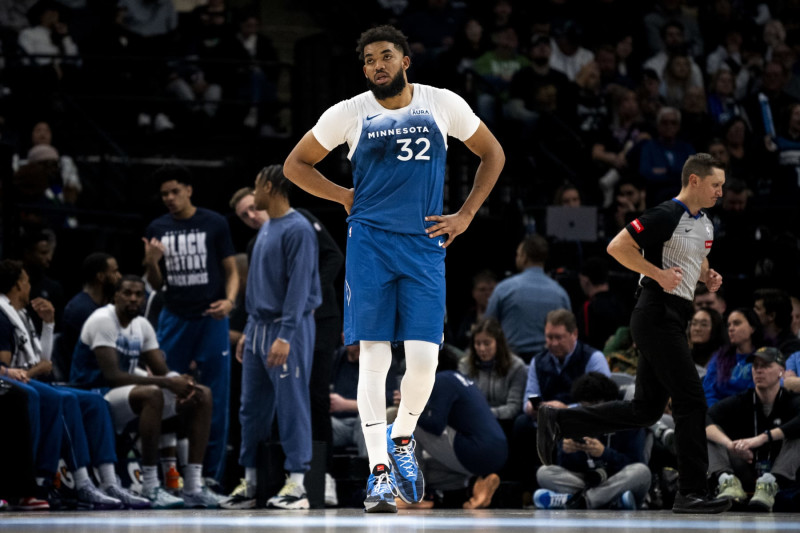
[533,373,650,510]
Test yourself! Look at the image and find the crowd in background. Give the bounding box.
[2,0,800,513]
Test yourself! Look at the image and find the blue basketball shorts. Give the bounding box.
[343,221,445,345]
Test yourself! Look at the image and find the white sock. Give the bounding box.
[391,340,438,438]
[358,341,392,469]
[73,467,92,490]
[183,463,203,494]
[288,472,305,489]
[98,463,118,489]
[245,467,257,497]
[142,465,159,492]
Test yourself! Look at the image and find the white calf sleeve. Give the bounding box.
[358,341,393,469]
[391,340,438,438]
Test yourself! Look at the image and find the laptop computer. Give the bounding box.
[545,206,598,242]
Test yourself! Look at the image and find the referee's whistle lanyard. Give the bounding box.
[753,389,781,468]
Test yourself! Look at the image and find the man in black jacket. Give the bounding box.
[706,346,800,512]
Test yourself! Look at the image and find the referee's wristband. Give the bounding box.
[764,429,773,443]
[276,337,290,344]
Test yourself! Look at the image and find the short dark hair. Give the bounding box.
[356,25,411,61]
[695,283,726,301]
[723,178,747,195]
[0,260,24,294]
[256,164,292,198]
[115,274,145,293]
[681,153,723,187]
[519,234,548,264]
[153,164,194,189]
[616,175,645,192]
[755,288,793,332]
[661,20,685,40]
[546,308,577,333]
[21,228,51,253]
[571,372,620,404]
[81,252,113,285]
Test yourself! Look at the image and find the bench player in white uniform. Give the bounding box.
[71,276,218,509]
[284,25,505,512]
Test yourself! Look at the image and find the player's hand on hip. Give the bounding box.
[424,212,471,248]
[657,266,683,291]
[342,188,354,215]
[706,268,723,292]
[267,338,290,367]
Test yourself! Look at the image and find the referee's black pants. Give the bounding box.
[553,287,708,494]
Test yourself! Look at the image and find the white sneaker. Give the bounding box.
[76,483,123,510]
[267,478,309,510]
[219,479,256,510]
[143,486,184,509]
[324,473,338,507]
[104,484,151,509]
[182,486,220,509]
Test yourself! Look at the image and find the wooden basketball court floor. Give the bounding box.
[2,509,800,533]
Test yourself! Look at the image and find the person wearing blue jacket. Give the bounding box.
[221,165,321,511]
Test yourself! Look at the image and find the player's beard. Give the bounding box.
[366,69,407,100]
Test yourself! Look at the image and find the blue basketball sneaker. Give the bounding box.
[364,464,398,513]
[386,424,424,503]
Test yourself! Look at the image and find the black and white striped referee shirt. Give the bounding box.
[626,198,714,302]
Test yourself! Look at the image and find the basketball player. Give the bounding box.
[283,25,504,512]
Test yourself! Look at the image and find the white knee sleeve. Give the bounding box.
[392,340,439,437]
[357,341,393,423]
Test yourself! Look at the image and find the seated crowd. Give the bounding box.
[3,0,800,516]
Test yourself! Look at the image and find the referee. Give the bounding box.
[538,153,731,514]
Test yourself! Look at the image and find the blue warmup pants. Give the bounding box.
[157,308,231,481]
[239,313,315,472]
[1,377,40,462]
[15,380,116,475]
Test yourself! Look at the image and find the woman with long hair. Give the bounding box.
[687,308,725,376]
[703,308,763,406]
[458,317,527,425]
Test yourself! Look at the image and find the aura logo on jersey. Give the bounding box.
[160,230,210,287]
